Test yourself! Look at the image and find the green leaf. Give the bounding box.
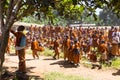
[79,5,84,12]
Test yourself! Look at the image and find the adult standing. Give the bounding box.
[11,25,27,73]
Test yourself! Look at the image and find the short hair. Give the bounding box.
[17,25,25,31]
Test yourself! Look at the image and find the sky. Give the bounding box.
[96,8,103,15]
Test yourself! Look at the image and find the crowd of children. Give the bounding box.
[7,25,120,69]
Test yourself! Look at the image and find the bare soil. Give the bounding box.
[3,54,120,80]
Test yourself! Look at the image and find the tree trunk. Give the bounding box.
[0,28,9,79]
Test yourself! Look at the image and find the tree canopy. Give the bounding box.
[1,0,120,29]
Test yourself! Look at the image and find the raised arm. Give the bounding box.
[10,30,17,36]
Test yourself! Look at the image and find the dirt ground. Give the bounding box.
[3,53,120,80]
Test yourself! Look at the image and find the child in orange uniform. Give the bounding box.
[31,37,44,59]
[73,40,80,67]
[53,37,60,59]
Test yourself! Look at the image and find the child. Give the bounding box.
[31,37,44,59]
[53,37,60,59]
[89,50,102,69]
[72,40,80,67]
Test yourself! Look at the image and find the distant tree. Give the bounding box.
[99,7,120,26]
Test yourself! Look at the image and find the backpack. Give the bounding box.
[20,35,26,47]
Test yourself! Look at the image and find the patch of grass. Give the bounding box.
[26,47,32,54]
[10,45,15,53]
[82,62,92,68]
[40,48,64,58]
[59,51,64,58]
[42,48,54,56]
[44,72,91,80]
[111,57,120,69]
[82,56,120,70]
[80,56,92,68]
[10,46,64,57]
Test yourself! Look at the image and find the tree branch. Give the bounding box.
[16,6,36,21]
[5,0,14,25]
[5,0,23,30]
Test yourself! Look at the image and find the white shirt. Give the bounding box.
[112,36,119,44]
[15,46,25,50]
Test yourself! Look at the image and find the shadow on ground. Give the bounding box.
[43,57,56,60]
[26,58,35,61]
[3,66,36,73]
[50,60,77,68]
[112,70,120,76]
[2,66,43,80]
[15,73,44,80]
[8,53,17,56]
[29,75,44,80]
